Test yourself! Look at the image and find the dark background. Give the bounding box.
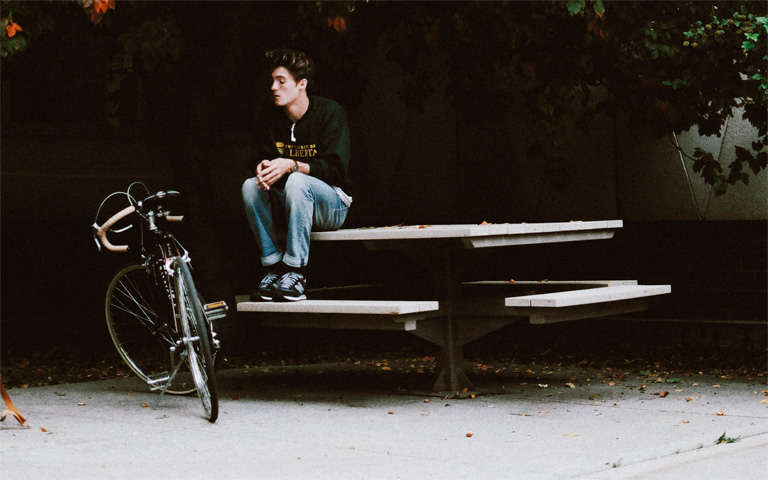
[1,2,765,384]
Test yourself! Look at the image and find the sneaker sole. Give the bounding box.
[276,293,307,302]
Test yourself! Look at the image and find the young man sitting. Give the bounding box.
[242,49,353,301]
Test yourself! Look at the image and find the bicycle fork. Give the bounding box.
[148,301,228,410]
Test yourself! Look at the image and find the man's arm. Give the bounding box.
[304,102,351,190]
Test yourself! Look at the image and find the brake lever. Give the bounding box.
[92,223,103,252]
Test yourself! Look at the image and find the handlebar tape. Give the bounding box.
[97,205,136,252]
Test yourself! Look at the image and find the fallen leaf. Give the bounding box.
[466,431,473,437]
[639,384,647,391]
[563,433,579,436]
[760,399,768,404]
[141,403,149,408]
[388,411,395,415]
[717,410,724,416]
[40,427,48,432]
[685,397,693,402]
[565,383,576,389]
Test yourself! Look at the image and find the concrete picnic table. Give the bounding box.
[239,221,670,392]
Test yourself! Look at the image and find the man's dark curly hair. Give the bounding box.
[266,49,315,86]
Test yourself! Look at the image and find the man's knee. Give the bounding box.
[242,177,265,204]
[284,173,312,200]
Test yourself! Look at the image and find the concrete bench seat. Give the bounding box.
[236,296,440,332]
[504,284,671,324]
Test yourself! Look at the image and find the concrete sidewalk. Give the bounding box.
[2,362,766,479]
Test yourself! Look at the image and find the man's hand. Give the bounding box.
[256,158,294,190]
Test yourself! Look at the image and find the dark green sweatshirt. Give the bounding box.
[250,95,352,193]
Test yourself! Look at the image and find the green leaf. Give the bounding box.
[751,151,767,174]
[593,0,605,17]
[566,1,586,16]
[716,432,740,444]
[734,145,752,162]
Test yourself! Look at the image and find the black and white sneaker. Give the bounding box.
[274,271,307,301]
[252,272,281,301]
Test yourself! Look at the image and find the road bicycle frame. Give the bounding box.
[93,183,226,422]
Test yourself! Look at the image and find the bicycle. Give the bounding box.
[92,182,227,423]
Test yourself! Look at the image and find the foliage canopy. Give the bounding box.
[1,0,765,195]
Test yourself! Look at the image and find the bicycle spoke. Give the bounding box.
[106,263,196,395]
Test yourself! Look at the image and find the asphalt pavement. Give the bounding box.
[2,361,767,479]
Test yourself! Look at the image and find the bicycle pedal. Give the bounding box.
[146,371,171,391]
[203,301,228,321]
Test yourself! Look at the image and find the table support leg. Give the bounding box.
[432,345,475,393]
[392,242,494,393]
[433,245,476,393]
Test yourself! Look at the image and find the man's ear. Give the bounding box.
[298,78,308,90]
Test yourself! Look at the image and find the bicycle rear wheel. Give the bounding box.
[105,262,196,395]
[172,257,219,423]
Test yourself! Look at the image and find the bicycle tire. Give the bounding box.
[105,262,196,395]
[172,257,219,422]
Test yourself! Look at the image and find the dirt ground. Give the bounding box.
[2,316,765,390]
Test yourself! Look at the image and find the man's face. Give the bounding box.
[271,67,306,108]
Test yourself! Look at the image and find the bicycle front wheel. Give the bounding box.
[172,257,219,423]
[105,262,196,395]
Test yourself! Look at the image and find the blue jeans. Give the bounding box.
[242,173,348,268]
